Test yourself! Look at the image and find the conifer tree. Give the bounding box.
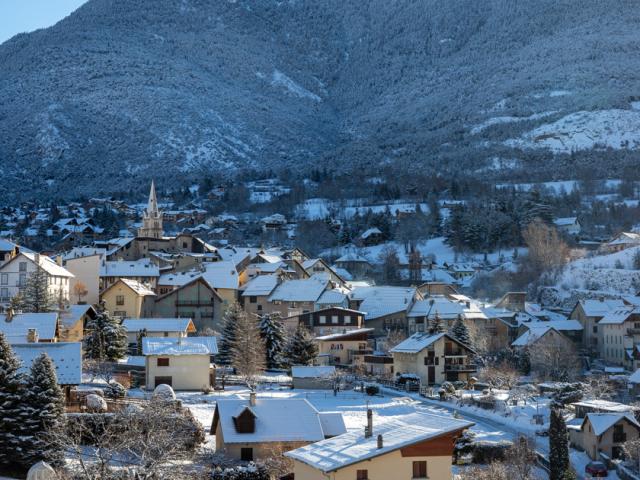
[259,313,286,369]
[285,325,318,366]
[231,310,266,387]
[20,353,65,467]
[0,332,27,468]
[450,315,471,345]
[218,303,244,365]
[22,264,55,313]
[84,306,127,361]
[549,407,570,480]
[429,312,446,334]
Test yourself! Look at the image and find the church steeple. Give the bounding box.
[137,180,164,239]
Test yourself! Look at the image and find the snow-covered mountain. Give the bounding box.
[2,0,640,200]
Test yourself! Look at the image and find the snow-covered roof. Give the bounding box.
[123,317,195,333]
[318,412,347,438]
[158,270,201,287]
[607,232,640,246]
[335,252,370,263]
[12,342,82,385]
[351,286,415,320]
[241,274,280,297]
[599,306,637,325]
[285,412,473,473]
[554,217,578,226]
[19,252,74,278]
[115,278,156,296]
[390,332,448,353]
[630,369,640,384]
[331,266,353,281]
[0,238,18,251]
[572,399,636,413]
[579,298,627,317]
[0,312,59,342]
[315,328,374,341]
[200,261,239,290]
[142,336,218,355]
[583,413,640,436]
[214,397,342,443]
[59,304,95,328]
[269,277,328,302]
[360,227,382,239]
[317,289,348,305]
[291,365,336,378]
[408,297,486,320]
[521,319,583,332]
[511,326,556,347]
[100,258,160,278]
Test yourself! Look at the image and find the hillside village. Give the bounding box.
[2,182,640,479]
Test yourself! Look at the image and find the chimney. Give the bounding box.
[5,307,14,323]
[465,301,471,308]
[249,391,257,407]
[599,296,605,302]
[27,328,38,343]
[377,434,383,449]
[365,408,373,438]
[34,252,40,265]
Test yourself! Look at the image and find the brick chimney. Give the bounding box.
[27,328,38,343]
[364,408,373,438]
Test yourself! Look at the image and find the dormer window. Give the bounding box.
[233,408,256,434]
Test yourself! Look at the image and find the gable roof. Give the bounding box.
[212,397,343,443]
[200,261,239,290]
[578,299,627,317]
[599,306,638,325]
[511,326,554,347]
[59,304,97,328]
[285,411,473,473]
[12,342,82,385]
[0,312,59,342]
[4,252,74,278]
[241,274,280,297]
[390,332,447,353]
[122,317,195,334]
[351,286,416,320]
[142,336,218,355]
[103,278,156,297]
[520,319,583,332]
[583,412,640,436]
[269,277,328,302]
[154,276,223,302]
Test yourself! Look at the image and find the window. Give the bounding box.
[18,262,27,272]
[593,326,597,333]
[0,274,7,285]
[157,358,170,367]
[116,295,125,306]
[319,316,326,324]
[332,315,339,324]
[163,332,169,337]
[18,273,26,287]
[114,311,127,317]
[344,315,351,324]
[257,304,262,311]
[240,448,253,461]
[249,296,257,304]
[0,288,7,300]
[356,470,368,480]
[412,461,427,478]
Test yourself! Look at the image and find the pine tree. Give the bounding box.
[285,325,318,366]
[450,315,471,345]
[429,313,446,334]
[549,407,570,480]
[20,353,65,468]
[218,303,244,365]
[0,332,27,468]
[22,264,55,313]
[9,291,25,312]
[84,307,127,361]
[259,314,286,369]
[231,310,266,387]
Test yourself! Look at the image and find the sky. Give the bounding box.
[0,0,88,45]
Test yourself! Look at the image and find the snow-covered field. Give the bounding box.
[554,246,640,298]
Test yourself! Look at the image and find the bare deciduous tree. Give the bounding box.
[231,309,266,389]
[522,218,569,274]
[73,281,89,304]
[480,361,520,390]
[527,338,581,382]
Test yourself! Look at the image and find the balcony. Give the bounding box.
[444,364,477,373]
[627,328,640,336]
[175,300,214,307]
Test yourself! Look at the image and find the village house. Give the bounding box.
[99,258,160,291]
[58,304,98,343]
[391,332,477,386]
[154,277,224,331]
[516,319,584,347]
[210,394,346,462]
[100,278,156,319]
[0,311,60,343]
[292,366,337,389]
[407,296,487,335]
[142,336,217,390]
[598,306,640,368]
[602,232,640,253]
[314,328,373,366]
[334,252,373,279]
[554,216,581,236]
[0,252,74,305]
[285,410,473,480]
[0,239,20,266]
[60,247,105,305]
[12,342,82,401]
[569,298,627,356]
[285,307,365,335]
[265,277,330,318]
[359,354,394,377]
[122,317,196,350]
[350,286,418,337]
[568,412,640,460]
[358,227,383,246]
[240,274,281,317]
[301,258,348,287]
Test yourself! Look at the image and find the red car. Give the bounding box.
[585,461,608,477]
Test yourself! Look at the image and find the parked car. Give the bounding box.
[585,461,608,477]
